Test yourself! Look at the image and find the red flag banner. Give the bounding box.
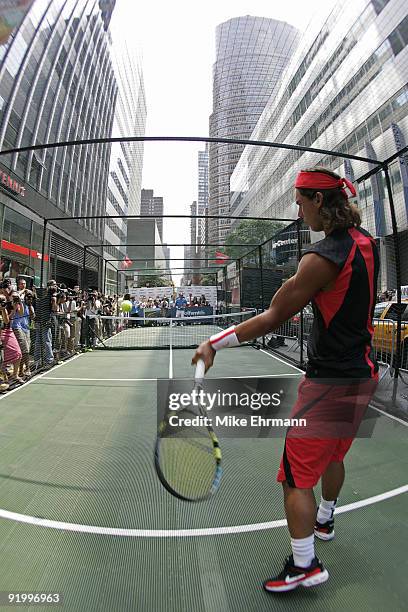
[121,255,133,270]
[211,251,230,265]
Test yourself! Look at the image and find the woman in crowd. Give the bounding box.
[11,291,34,379]
[0,295,23,384]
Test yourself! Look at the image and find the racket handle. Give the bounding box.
[195,359,206,381]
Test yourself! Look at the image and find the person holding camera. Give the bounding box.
[67,292,79,353]
[102,298,114,337]
[10,291,34,379]
[34,280,57,368]
[77,300,87,350]
[17,278,28,299]
[55,292,69,360]
[84,292,100,350]
[0,296,23,384]
[0,278,14,299]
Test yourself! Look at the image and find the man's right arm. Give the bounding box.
[192,253,339,370]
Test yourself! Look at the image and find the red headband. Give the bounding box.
[295,171,356,199]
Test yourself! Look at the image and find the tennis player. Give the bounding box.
[192,167,379,592]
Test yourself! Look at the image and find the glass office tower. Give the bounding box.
[230,0,408,287]
[0,0,117,286]
[208,15,299,245]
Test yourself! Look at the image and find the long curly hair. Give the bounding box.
[297,167,361,233]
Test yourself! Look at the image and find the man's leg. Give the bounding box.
[315,460,345,540]
[321,460,344,501]
[283,481,316,539]
[45,328,54,364]
[283,482,316,569]
[264,482,328,592]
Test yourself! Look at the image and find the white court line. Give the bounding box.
[0,483,406,537]
[215,324,303,375]
[369,404,408,427]
[0,353,84,401]
[38,373,301,382]
[38,377,160,382]
[258,348,304,374]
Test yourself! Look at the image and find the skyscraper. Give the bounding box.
[229,0,408,288]
[140,188,164,240]
[208,16,299,245]
[197,144,209,262]
[0,0,117,286]
[104,15,146,292]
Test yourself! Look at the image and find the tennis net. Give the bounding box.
[91,310,257,350]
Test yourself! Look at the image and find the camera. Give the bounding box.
[0,297,7,308]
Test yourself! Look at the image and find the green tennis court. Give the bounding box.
[0,345,407,611]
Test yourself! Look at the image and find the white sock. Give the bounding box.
[316,497,337,523]
[291,534,315,568]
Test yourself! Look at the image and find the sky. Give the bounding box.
[110,0,335,280]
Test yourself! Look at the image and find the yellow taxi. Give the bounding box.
[372,300,408,368]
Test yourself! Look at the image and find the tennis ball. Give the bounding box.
[121,300,132,313]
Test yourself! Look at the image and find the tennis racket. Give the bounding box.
[154,359,222,501]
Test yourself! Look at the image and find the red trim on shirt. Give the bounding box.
[348,228,376,377]
[314,243,357,329]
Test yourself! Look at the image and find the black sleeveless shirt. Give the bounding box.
[304,227,379,379]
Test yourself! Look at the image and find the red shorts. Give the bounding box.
[277,375,378,489]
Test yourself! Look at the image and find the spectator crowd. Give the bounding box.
[0,282,213,392]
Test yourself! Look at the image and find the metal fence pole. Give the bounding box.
[296,219,304,366]
[382,164,402,380]
[102,258,106,294]
[82,246,87,292]
[258,245,264,311]
[238,258,242,308]
[40,219,48,287]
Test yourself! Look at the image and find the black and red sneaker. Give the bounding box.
[263,555,329,593]
[314,517,335,541]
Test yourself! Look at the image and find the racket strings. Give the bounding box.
[158,431,218,500]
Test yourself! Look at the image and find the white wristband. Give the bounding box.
[210,326,240,350]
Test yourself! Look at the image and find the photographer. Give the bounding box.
[17,278,28,300]
[0,295,23,384]
[67,291,79,353]
[10,292,33,379]
[34,280,57,368]
[102,298,114,337]
[0,278,14,300]
[77,300,87,350]
[55,292,69,360]
[84,292,100,349]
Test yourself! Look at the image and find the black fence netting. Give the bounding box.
[0,137,406,419]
